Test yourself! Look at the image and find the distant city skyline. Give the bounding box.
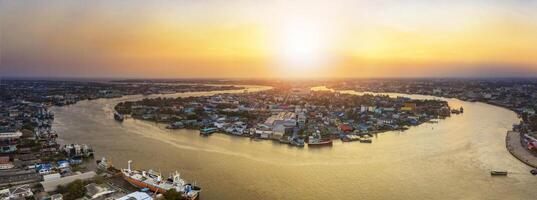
[1,0,537,78]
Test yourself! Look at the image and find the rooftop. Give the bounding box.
[0,131,22,139]
[116,191,153,200]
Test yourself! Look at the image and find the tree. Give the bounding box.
[526,115,537,132]
[22,123,35,131]
[63,180,86,200]
[92,175,105,184]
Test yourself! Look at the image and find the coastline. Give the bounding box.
[506,131,537,168]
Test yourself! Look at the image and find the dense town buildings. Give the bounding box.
[115,87,451,146]
[0,80,243,199]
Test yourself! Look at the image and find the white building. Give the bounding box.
[0,131,22,153]
[0,184,33,200]
[41,171,97,192]
[297,112,307,128]
[360,105,368,113]
[117,192,153,200]
[264,112,297,140]
[264,112,296,126]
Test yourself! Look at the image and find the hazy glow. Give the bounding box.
[280,21,323,67]
[1,0,537,78]
[275,19,332,77]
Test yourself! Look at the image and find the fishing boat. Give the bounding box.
[307,136,333,147]
[360,139,372,143]
[290,137,305,147]
[341,134,361,142]
[279,137,291,144]
[490,170,508,176]
[307,131,333,147]
[166,122,184,129]
[121,160,201,200]
[200,127,217,136]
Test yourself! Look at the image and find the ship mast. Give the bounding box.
[127,160,132,172]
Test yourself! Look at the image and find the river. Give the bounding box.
[52,85,537,200]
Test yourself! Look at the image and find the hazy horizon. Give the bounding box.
[1,0,537,78]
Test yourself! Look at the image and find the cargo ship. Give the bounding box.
[121,160,201,200]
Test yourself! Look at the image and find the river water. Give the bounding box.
[52,85,537,200]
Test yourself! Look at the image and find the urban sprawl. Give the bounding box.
[0,80,240,200]
[1,79,537,200]
[115,87,451,147]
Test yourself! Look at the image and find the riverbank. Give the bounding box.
[506,131,537,168]
[53,84,537,200]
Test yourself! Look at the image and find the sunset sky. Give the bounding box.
[1,0,537,78]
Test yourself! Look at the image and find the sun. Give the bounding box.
[274,19,329,77]
[281,22,323,64]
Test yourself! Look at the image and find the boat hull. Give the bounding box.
[490,171,508,176]
[122,173,165,193]
[307,140,333,147]
[122,173,199,200]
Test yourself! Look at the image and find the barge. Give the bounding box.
[490,170,508,176]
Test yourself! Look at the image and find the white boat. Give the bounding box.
[97,157,112,170]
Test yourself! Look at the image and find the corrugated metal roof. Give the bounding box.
[116,191,153,200]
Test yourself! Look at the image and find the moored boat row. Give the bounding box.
[340,134,373,143]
